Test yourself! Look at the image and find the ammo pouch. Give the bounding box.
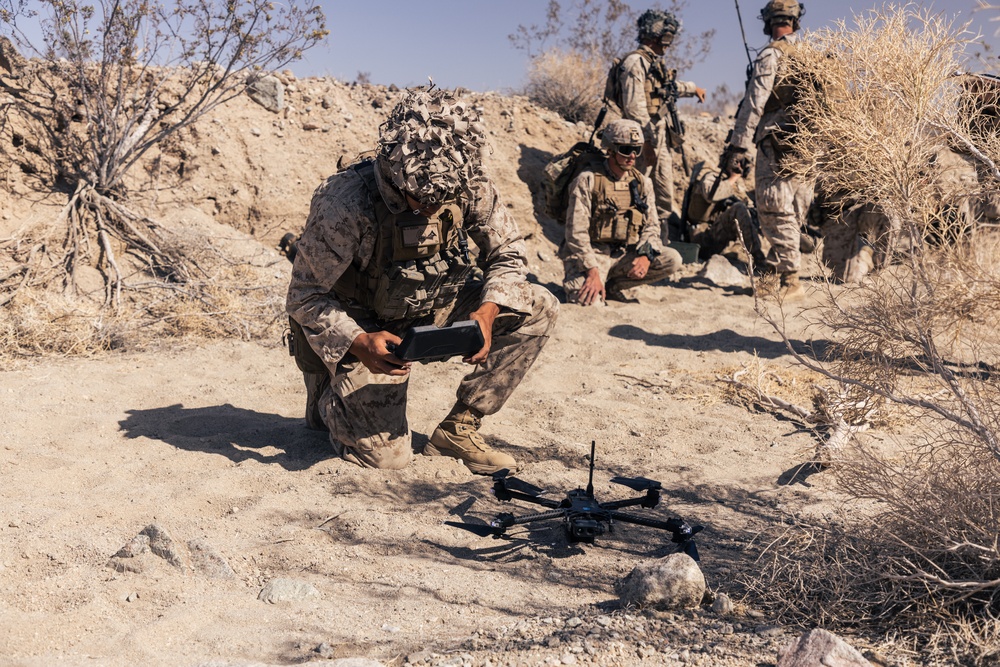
[287,317,328,375]
[591,208,638,245]
[372,263,427,321]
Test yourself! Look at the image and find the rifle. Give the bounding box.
[661,77,690,178]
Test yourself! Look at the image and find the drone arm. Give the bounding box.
[608,510,691,534]
[599,493,660,511]
[493,489,562,509]
[495,509,565,528]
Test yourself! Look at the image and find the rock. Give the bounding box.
[195,660,383,667]
[406,649,433,664]
[247,75,284,113]
[615,553,706,610]
[712,592,734,616]
[303,122,321,131]
[186,539,235,579]
[257,577,320,603]
[777,629,873,667]
[698,254,749,288]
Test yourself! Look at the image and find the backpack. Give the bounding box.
[601,55,627,113]
[542,141,606,223]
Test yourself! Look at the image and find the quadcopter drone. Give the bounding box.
[446,442,704,560]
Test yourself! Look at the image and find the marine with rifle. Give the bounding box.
[609,9,706,242]
[559,119,682,305]
[721,0,813,300]
[285,88,558,475]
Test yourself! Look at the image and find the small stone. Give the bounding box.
[257,578,320,603]
[303,122,321,131]
[565,616,583,628]
[595,615,612,627]
[250,127,261,137]
[712,592,734,616]
[125,591,139,602]
[561,653,577,665]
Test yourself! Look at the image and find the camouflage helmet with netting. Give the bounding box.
[376,87,489,204]
[600,119,644,151]
[760,0,804,33]
[637,9,680,43]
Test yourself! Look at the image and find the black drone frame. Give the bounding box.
[446,441,704,560]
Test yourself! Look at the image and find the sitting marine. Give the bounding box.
[286,88,558,474]
[559,118,682,305]
[683,162,764,265]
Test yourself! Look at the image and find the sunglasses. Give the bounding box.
[616,145,643,157]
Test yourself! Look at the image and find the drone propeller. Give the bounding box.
[444,520,502,538]
[492,469,546,497]
[609,476,662,492]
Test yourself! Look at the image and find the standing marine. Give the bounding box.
[560,119,682,305]
[286,88,558,475]
[721,0,813,299]
[610,9,706,238]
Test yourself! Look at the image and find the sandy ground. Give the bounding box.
[0,270,873,667]
[0,75,894,667]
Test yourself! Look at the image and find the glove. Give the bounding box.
[720,145,749,178]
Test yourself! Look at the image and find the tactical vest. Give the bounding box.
[332,161,476,322]
[589,168,647,246]
[762,38,799,115]
[614,47,672,119]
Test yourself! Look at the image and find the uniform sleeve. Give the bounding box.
[730,47,779,151]
[675,79,700,97]
[463,179,535,315]
[636,174,663,251]
[285,178,367,369]
[619,54,656,143]
[564,171,600,271]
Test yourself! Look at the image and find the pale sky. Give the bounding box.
[301,0,999,96]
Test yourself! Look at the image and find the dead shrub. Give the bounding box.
[524,48,605,123]
[742,5,1000,660]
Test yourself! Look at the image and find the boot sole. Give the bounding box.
[423,442,510,475]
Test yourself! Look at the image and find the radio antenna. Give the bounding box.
[586,441,596,498]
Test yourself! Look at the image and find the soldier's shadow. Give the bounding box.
[118,403,331,471]
[608,323,832,360]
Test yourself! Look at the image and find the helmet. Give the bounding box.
[377,88,488,204]
[637,9,680,44]
[760,0,804,33]
[600,119,644,151]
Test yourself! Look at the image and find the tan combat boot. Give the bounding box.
[303,372,330,432]
[425,404,517,475]
[779,271,805,301]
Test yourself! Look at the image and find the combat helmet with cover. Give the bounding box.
[759,0,804,33]
[636,9,680,44]
[600,118,643,151]
[376,87,489,205]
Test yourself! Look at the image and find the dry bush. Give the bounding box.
[0,1,324,354]
[743,5,1000,661]
[523,47,605,123]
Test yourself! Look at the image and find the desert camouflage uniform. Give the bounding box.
[286,163,558,469]
[730,33,814,274]
[684,165,763,263]
[619,45,700,227]
[821,200,892,283]
[560,163,682,301]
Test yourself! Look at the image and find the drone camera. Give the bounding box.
[567,517,606,543]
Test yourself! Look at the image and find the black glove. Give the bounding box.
[720,145,749,178]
